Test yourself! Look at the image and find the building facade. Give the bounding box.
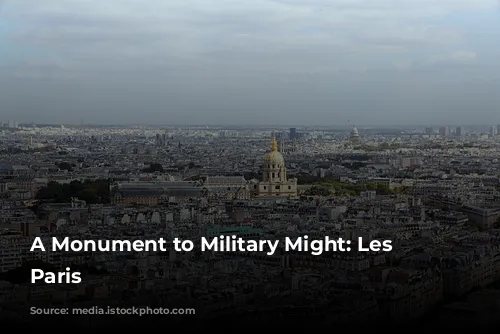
[253,136,297,197]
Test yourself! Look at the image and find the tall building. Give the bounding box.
[439,126,450,137]
[497,125,500,136]
[289,128,297,140]
[490,126,497,137]
[456,127,462,137]
[254,135,297,197]
[155,133,168,147]
[275,131,286,141]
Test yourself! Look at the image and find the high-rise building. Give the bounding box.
[155,134,163,146]
[497,125,500,136]
[275,131,285,141]
[289,128,297,140]
[439,126,450,137]
[456,127,462,137]
[490,126,497,137]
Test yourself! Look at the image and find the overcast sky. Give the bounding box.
[1,0,499,126]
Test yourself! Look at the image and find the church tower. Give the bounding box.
[255,133,297,197]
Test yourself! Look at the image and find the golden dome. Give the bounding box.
[265,137,285,165]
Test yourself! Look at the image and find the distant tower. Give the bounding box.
[289,128,297,140]
[490,125,496,137]
[155,133,163,146]
[28,136,33,147]
[439,126,449,137]
[455,127,462,137]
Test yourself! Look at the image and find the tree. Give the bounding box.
[56,162,74,172]
[303,186,331,196]
[379,142,390,150]
[36,179,110,204]
[143,163,164,173]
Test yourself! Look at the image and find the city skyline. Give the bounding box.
[1,120,500,130]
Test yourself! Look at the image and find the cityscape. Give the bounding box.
[2,0,500,330]
[1,121,500,328]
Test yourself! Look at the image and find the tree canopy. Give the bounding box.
[36,179,110,204]
[142,163,164,173]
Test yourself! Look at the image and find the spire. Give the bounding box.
[271,131,278,151]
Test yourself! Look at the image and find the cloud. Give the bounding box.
[426,50,477,65]
[5,0,494,62]
[394,50,478,70]
[1,0,499,125]
[2,0,497,77]
[0,6,471,86]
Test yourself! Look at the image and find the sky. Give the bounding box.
[0,0,500,126]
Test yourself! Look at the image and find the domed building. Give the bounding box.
[350,126,361,144]
[253,135,297,197]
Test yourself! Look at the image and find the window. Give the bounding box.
[288,186,291,189]
[275,185,280,190]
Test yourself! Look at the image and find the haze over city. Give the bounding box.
[1,0,500,125]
